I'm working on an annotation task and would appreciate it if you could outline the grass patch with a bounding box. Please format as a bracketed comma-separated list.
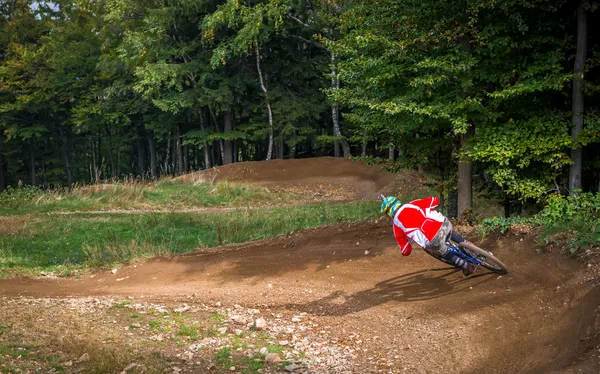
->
[215, 347, 233, 369]
[232, 336, 249, 349]
[112, 302, 132, 309]
[267, 344, 286, 354]
[176, 324, 200, 340]
[148, 320, 164, 332]
[209, 312, 225, 324]
[0, 201, 377, 276]
[0, 343, 32, 360]
[241, 355, 265, 374]
[0, 180, 304, 215]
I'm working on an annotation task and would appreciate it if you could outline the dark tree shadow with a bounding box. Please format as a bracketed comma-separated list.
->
[278, 267, 493, 316]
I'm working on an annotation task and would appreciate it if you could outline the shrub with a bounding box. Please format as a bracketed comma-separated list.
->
[479, 192, 600, 256]
[0, 186, 46, 209]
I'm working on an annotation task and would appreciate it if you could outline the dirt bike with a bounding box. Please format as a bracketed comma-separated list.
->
[426, 240, 508, 275]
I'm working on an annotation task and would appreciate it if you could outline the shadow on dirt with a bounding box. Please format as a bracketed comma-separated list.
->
[279, 268, 494, 316]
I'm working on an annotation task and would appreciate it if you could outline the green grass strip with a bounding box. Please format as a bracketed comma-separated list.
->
[0, 180, 301, 215]
[0, 201, 377, 276]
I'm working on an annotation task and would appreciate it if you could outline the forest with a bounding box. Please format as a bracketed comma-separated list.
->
[1, 0, 599, 217]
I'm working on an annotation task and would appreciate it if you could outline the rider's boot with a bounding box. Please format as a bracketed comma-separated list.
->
[462, 263, 477, 276]
[442, 252, 477, 276]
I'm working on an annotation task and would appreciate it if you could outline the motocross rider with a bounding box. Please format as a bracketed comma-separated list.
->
[380, 194, 477, 276]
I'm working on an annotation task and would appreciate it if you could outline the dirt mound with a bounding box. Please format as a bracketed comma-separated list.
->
[181, 158, 410, 200]
[2, 220, 598, 373]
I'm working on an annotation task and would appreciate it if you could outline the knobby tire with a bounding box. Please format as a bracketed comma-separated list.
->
[460, 242, 508, 275]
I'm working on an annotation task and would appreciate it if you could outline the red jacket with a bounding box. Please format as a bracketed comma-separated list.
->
[392, 197, 445, 256]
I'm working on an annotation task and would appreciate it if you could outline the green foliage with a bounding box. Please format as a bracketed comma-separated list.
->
[540, 192, 600, 225]
[479, 192, 600, 256]
[330, 0, 599, 202]
[538, 193, 600, 256]
[468, 114, 573, 200]
[479, 216, 538, 235]
[0, 186, 46, 209]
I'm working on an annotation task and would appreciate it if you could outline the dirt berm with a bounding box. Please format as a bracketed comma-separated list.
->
[1, 158, 599, 373]
[181, 157, 425, 200]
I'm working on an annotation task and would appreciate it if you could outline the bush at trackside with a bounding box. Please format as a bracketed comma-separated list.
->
[479, 192, 600, 256]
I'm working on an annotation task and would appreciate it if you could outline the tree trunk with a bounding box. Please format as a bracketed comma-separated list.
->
[183, 144, 189, 172]
[330, 44, 350, 158]
[30, 138, 36, 186]
[447, 190, 458, 219]
[219, 140, 225, 165]
[41, 157, 47, 186]
[59, 126, 74, 186]
[361, 131, 367, 157]
[569, 3, 587, 195]
[290, 144, 297, 159]
[223, 110, 234, 164]
[241, 145, 248, 162]
[64, 140, 74, 186]
[136, 125, 146, 177]
[117, 147, 121, 178]
[202, 145, 210, 169]
[458, 129, 473, 217]
[255, 43, 274, 161]
[457, 36, 474, 216]
[165, 128, 171, 174]
[148, 132, 157, 179]
[0, 154, 5, 193]
[91, 135, 97, 183]
[175, 126, 183, 175]
[212, 141, 218, 166]
[278, 135, 284, 159]
[503, 191, 511, 218]
[415, 133, 424, 173]
[97, 131, 102, 182]
[208, 107, 224, 165]
[289, 129, 297, 159]
[199, 108, 211, 169]
[105, 125, 116, 179]
[436, 149, 445, 215]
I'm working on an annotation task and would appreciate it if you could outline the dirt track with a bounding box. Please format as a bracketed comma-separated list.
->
[1, 158, 599, 373]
